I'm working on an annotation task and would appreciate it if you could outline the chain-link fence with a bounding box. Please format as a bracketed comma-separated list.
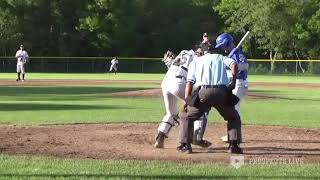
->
[0, 57, 166, 73]
[248, 59, 320, 75]
[1, 56, 320, 75]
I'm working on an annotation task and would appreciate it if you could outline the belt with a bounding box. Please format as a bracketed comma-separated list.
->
[236, 77, 247, 80]
[173, 64, 188, 72]
[176, 75, 184, 79]
[201, 85, 226, 88]
[181, 66, 188, 72]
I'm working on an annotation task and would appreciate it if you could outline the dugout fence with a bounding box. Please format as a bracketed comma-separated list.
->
[0, 56, 320, 75]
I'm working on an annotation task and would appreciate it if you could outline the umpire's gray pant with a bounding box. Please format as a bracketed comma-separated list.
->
[179, 86, 241, 144]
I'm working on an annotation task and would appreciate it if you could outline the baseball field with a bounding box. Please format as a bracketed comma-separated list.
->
[0, 73, 319, 179]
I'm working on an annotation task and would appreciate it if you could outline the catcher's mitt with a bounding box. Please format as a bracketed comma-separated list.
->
[162, 50, 175, 68]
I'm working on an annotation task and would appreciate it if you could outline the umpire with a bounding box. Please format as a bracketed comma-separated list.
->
[177, 51, 243, 154]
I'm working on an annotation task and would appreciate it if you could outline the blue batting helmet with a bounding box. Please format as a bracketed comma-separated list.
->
[215, 33, 234, 48]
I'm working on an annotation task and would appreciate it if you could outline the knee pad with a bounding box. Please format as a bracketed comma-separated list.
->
[158, 114, 179, 136]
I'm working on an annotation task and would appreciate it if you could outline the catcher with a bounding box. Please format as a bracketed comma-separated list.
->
[154, 48, 211, 149]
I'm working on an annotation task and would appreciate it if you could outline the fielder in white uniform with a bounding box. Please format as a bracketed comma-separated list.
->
[154, 49, 211, 148]
[109, 57, 119, 74]
[15, 45, 29, 81]
[215, 33, 249, 143]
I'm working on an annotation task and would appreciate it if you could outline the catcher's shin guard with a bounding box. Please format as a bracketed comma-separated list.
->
[154, 131, 166, 148]
[155, 114, 179, 148]
[193, 113, 211, 148]
[158, 114, 179, 136]
[193, 113, 208, 142]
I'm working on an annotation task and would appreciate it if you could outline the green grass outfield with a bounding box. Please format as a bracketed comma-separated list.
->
[0, 73, 320, 179]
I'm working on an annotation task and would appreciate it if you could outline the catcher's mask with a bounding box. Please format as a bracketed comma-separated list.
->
[173, 50, 195, 68]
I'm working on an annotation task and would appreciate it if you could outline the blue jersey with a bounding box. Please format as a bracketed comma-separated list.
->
[228, 48, 248, 80]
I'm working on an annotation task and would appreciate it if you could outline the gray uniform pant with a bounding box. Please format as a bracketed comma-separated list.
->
[179, 86, 241, 144]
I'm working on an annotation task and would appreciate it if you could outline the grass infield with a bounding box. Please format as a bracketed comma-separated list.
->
[0, 155, 319, 179]
[0, 84, 319, 128]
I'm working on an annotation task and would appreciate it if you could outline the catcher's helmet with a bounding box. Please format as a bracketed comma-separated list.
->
[215, 33, 234, 48]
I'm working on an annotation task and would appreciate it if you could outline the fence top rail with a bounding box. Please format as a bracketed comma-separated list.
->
[0, 56, 162, 60]
[0, 56, 319, 62]
[248, 59, 320, 62]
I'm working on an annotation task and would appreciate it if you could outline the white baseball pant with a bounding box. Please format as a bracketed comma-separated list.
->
[233, 79, 248, 114]
[109, 64, 117, 72]
[16, 64, 25, 74]
[158, 77, 207, 138]
[231, 78, 248, 142]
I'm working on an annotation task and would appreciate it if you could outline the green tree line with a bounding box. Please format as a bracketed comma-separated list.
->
[0, 0, 219, 57]
[0, 0, 319, 73]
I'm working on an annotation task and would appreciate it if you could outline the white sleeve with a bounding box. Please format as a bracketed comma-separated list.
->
[222, 55, 235, 69]
[238, 62, 249, 71]
[24, 51, 29, 58]
[15, 51, 20, 58]
[187, 60, 196, 83]
[237, 54, 248, 71]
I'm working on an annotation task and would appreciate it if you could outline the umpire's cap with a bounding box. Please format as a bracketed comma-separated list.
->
[203, 32, 208, 37]
[200, 41, 213, 53]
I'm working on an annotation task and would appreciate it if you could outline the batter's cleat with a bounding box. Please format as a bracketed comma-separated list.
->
[154, 132, 165, 148]
[176, 143, 192, 154]
[228, 141, 243, 154]
[193, 139, 212, 148]
[221, 135, 229, 143]
[22, 79, 25, 82]
[221, 135, 242, 143]
[16, 78, 20, 81]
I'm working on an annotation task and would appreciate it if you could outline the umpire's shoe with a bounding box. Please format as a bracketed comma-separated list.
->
[176, 143, 192, 154]
[228, 141, 243, 154]
[154, 132, 165, 148]
[193, 139, 212, 148]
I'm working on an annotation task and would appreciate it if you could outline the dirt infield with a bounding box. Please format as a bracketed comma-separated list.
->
[0, 123, 319, 164]
[2, 79, 320, 89]
[109, 89, 282, 100]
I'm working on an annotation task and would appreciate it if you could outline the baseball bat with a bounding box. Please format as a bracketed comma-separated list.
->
[236, 31, 250, 49]
[228, 31, 250, 58]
